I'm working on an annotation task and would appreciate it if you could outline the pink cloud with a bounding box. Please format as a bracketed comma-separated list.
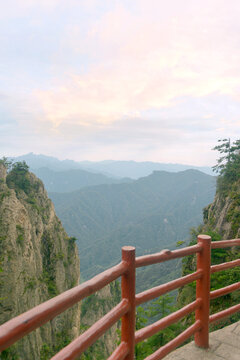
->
[34, 0, 240, 128]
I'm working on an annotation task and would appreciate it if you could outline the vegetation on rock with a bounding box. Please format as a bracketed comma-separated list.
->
[178, 138, 240, 334]
[213, 138, 240, 196]
[0, 159, 80, 359]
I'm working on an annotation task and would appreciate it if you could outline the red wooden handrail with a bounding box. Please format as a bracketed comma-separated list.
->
[210, 281, 240, 299]
[51, 299, 130, 360]
[144, 320, 202, 360]
[108, 342, 129, 360]
[211, 258, 240, 273]
[211, 239, 240, 249]
[0, 236, 240, 359]
[135, 299, 202, 344]
[209, 303, 240, 324]
[0, 261, 127, 351]
[135, 244, 202, 268]
[135, 270, 203, 306]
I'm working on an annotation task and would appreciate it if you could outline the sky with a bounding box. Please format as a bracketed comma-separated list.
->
[1, 0, 240, 166]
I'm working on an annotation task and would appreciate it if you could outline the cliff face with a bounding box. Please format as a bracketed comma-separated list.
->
[203, 179, 240, 238]
[178, 167, 240, 330]
[0, 163, 80, 359]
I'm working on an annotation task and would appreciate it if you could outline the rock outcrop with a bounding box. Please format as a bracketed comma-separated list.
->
[203, 178, 240, 238]
[178, 157, 240, 331]
[0, 163, 80, 359]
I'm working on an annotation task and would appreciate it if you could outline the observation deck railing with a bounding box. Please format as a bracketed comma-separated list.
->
[1, 235, 240, 359]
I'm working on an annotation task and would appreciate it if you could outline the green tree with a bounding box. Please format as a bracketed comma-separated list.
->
[135, 295, 183, 359]
[212, 138, 240, 173]
[0, 157, 13, 170]
[6, 161, 31, 194]
[212, 138, 240, 194]
[178, 229, 240, 331]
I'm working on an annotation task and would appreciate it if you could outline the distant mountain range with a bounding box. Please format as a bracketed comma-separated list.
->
[33, 167, 132, 193]
[76, 160, 214, 178]
[49, 169, 216, 289]
[13, 153, 214, 180]
[12, 153, 216, 291]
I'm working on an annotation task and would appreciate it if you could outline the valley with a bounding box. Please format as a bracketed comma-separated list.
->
[48, 168, 216, 290]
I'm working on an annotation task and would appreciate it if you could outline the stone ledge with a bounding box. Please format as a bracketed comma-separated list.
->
[164, 320, 240, 360]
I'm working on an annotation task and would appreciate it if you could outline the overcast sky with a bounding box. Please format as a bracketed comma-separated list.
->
[1, 0, 240, 165]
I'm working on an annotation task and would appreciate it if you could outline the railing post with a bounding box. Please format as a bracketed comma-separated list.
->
[195, 234, 211, 348]
[121, 246, 136, 360]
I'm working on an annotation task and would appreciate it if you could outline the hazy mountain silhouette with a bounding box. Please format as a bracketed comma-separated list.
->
[49, 169, 216, 288]
[14, 153, 213, 179]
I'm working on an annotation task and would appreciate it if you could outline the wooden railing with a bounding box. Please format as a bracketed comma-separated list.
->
[1, 235, 240, 359]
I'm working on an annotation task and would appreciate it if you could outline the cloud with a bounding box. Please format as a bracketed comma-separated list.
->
[1, 0, 240, 164]
[33, 0, 240, 130]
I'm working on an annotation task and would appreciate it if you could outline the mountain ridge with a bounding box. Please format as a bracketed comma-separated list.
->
[49, 169, 216, 286]
[13, 153, 214, 179]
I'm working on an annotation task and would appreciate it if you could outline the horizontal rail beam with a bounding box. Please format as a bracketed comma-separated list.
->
[135, 299, 202, 344]
[210, 282, 240, 300]
[51, 299, 130, 360]
[209, 303, 240, 324]
[211, 259, 240, 274]
[0, 261, 127, 352]
[107, 342, 129, 360]
[135, 270, 203, 306]
[211, 239, 240, 249]
[135, 244, 202, 268]
[144, 320, 202, 360]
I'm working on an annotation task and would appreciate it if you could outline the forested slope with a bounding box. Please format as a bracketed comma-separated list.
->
[50, 169, 215, 289]
[33, 167, 131, 193]
[178, 139, 240, 330]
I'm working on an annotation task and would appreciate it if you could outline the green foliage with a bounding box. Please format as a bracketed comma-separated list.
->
[68, 236, 77, 250]
[16, 224, 25, 248]
[0, 345, 20, 359]
[81, 336, 109, 360]
[0, 235, 7, 247]
[178, 228, 240, 331]
[176, 240, 185, 247]
[135, 294, 184, 359]
[6, 161, 31, 195]
[24, 277, 37, 292]
[81, 294, 98, 317]
[40, 231, 59, 297]
[226, 192, 240, 237]
[26, 196, 37, 205]
[40, 343, 53, 360]
[80, 281, 121, 359]
[0, 157, 13, 170]
[55, 252, 64, 260]
[40, 330, 71, 360]
[0, 190, 11, 202]
[212, 138, 240, 195]
[51, 169, 215, 290]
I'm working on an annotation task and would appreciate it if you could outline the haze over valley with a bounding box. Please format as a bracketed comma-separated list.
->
[12, 153, 216, 291]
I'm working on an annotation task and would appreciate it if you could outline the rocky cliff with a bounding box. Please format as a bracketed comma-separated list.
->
[203, 181, 240, 239]
[203, 139, 240, 239]
[0, 162, 80, 359]
[178, 145, 240, 330]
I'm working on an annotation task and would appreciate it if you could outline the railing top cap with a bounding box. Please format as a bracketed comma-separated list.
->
[122, 246, 135, 251]
[198, 234, 211, 240]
